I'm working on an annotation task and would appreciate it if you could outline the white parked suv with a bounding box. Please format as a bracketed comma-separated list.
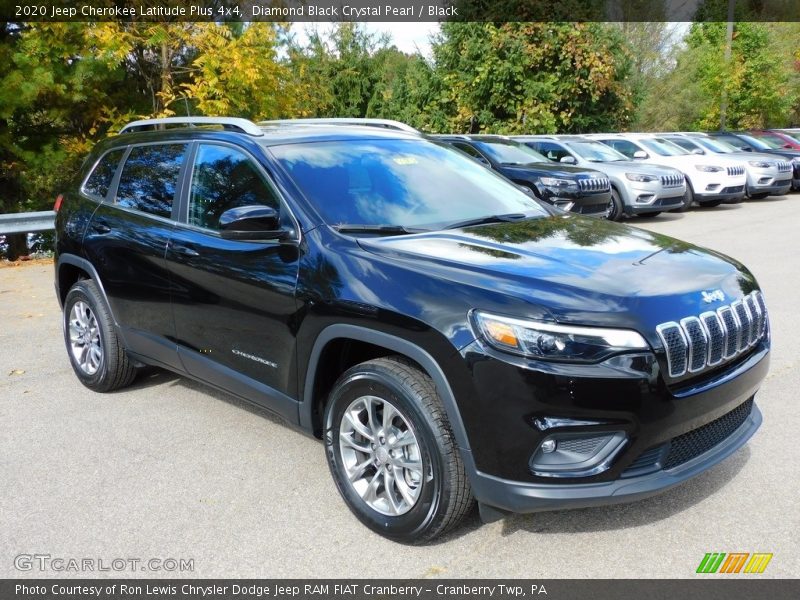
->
[661, 133, 793, 199]
[589, 133, 747, 208]
[515, 135, 687, 220]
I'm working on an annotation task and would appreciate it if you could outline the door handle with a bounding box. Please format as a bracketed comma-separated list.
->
[172, 245, 200, 257]
[91, 222, 111, 234]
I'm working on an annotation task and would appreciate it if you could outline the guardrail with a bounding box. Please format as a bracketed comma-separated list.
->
[0, 211, 56, 235]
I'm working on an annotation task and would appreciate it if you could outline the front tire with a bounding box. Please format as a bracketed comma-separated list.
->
[63, 279, 137, 392]
[671, 181, 693, 212]
[324, 356, 474, 543]
[606, 189, 624, 221]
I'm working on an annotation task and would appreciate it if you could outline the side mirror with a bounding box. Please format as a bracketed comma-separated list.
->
[692, 148, 704, 155]
[741, 146, 753, 152]
[559, 155, 577, 164]
[784, 143, 793, 149]
[219, 205, 287, 241]
[473, 156, 491, 167]
[633, 150, 648, 159]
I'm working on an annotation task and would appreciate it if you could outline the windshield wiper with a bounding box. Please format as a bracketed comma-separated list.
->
[443, 213, 529, 230]
[334, 224, 427, 236]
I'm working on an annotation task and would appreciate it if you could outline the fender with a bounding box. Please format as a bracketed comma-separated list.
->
[56, 254, 115, 321]
[301, 324, 472, 453]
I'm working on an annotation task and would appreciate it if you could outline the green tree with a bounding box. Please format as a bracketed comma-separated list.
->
[429, 23, 635, 134]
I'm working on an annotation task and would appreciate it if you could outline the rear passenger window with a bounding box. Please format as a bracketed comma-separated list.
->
[188, 144, 280, 230]
[116, 144, 187, 219]
[83, 149, 125, 200]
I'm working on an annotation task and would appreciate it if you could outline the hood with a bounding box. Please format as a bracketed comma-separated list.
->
[728, 151, 787, 163]
[357, 216, 757, 338]
[585, 160, 681, 178]
[499, 163, 606, 180]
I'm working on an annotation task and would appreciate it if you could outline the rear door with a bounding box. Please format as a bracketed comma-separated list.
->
[164, 142, 301, 421]
[83, 142, 189, 369]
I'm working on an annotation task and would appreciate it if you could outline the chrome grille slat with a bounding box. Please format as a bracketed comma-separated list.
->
[657, 291, 767, 378]
[660, 174, 684, 188]
[726, 165, 745, 177]
[578, 177, 610, 193]
[777, 161, 791, 173]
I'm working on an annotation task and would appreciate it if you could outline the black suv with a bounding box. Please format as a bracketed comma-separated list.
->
[55, 117, 769, 543]
[433, 135, 612, 216]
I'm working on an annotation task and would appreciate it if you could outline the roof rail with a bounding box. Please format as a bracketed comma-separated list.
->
[258, 118, 421, 134]
[119, 117, 264, 136]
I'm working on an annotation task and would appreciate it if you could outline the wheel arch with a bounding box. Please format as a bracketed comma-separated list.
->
[57, 254, 117, 326]
[301, 324, 472, 454]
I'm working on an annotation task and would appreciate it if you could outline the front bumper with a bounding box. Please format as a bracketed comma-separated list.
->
[748, 178, 792, 196]
[468, 403, 760, 513]
[695, 186, 746, 202]
[456, 337, 768, 513]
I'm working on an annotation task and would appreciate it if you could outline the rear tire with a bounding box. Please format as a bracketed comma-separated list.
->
[606, 189, 624, 221]
[324, 356, 474, 543]
[63, 280, 137, 392]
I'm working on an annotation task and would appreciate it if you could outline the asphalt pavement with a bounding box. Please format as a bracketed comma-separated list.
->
[1, 197, 798, 578]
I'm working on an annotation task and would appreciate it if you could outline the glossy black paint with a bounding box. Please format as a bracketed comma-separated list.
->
[435, 134, 612, 211]
[55, 124, 769, 513]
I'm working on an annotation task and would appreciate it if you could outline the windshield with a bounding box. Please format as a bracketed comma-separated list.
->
[639, 138, 690, 156]
[692, 136, 737, 154]
[567, 141, 628, 162]
[735, 134, 771, 150]
[474, 140, 548, 165]
[270, 139, 547, 230]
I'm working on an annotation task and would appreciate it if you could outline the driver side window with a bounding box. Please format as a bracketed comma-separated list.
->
[189, 144, 280, 230]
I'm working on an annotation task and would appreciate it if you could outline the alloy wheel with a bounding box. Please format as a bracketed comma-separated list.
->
[338, 395, 424, 516]
[68, 301, 103, 375]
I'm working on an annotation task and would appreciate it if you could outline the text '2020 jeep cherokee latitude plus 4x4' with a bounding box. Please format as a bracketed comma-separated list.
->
[55, 117, 769, 543]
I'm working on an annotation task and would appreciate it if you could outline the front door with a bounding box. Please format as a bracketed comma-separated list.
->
[165, 142, 301, 421]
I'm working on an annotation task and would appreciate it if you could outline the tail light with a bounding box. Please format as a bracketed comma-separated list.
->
[54, 194, 64, 212]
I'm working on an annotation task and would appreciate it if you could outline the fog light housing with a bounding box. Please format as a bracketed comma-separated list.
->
[530, 431, 627, 478]
[540, 439, 557, 453]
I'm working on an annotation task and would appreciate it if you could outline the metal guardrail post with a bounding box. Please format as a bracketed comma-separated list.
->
[0, 211, 56, 235]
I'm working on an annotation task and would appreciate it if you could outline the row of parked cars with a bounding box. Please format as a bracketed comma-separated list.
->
[429, 130, 800, 221]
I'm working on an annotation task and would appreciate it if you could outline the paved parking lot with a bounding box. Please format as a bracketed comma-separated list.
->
[1, 197, 798, 579]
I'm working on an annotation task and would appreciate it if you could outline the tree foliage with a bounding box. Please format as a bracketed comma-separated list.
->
[427, 23, 635, 134]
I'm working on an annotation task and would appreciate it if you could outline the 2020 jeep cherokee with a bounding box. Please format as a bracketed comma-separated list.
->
[55, 117, 769, 543]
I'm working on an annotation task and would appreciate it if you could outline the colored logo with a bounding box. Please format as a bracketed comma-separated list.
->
[696, 552, 773, 574]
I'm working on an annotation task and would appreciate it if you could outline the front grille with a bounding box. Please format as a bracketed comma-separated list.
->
[577, 177, 610, 193]
[663, 398, 754, 469]
[660, 173, 684, 188]
[621, 399, 754, 476]
[777, 161, 792, 173]
[656, 291, 768, 378]
[576, 202, 608, 216]
[726, 165, 745, 177]
[722, 185, 744, 194]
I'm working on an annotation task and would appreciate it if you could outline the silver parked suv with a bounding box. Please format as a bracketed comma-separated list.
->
[661, 133, 793, 199]
[515, 135, 687, 220]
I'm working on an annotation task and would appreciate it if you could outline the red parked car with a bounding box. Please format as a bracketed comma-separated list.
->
[748, 129, 800, 150]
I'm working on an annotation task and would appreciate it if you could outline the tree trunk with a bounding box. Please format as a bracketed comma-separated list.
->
[5, 233, 28, 261]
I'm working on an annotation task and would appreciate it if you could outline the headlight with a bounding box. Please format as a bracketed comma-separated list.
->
[540, 177, 578, 190]
[625, 173, 658, 182]
[695, 165, 724, 172]
[748, 160, 773, 168]
[472, 311, 649, 363]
